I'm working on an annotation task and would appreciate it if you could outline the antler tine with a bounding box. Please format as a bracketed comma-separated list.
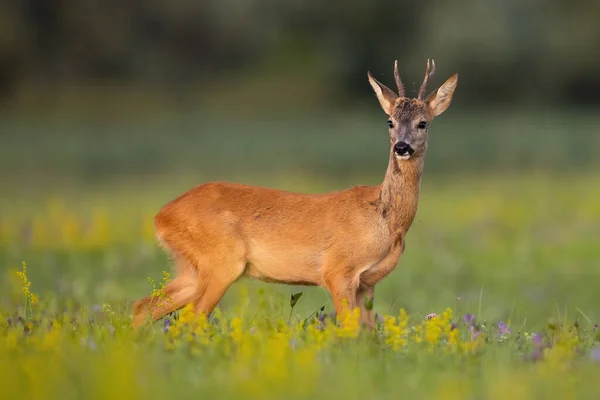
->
[418, 58, 436, 100]
[394, 60, 405, 98]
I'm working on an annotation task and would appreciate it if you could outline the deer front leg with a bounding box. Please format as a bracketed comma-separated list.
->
[324, 270, 359, 320]
[356, 285, 375, 329]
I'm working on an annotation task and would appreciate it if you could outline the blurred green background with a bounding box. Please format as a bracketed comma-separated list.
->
[1, 0, 599, 327]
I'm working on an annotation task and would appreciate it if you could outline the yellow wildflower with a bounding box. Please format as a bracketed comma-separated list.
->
[335, 300, 361, 339]
[306, 319, 333, 351]
[541, 326, 579, 371]
[383, 308, 410, 350]
[15, 261, 38, 313]
[230, 317, 245, 346]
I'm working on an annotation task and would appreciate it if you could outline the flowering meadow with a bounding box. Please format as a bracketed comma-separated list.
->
[2, 172, 600, 399]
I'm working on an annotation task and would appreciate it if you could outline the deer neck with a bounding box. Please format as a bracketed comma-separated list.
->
[377, 151, 424, 236]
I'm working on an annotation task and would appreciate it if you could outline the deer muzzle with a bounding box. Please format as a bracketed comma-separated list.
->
[394, 141, 414, 159]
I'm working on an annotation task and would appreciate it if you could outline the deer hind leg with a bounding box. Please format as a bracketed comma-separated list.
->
[132, 258, 197, 328]
[189, 244, 247, 318]
[136, 209, 248, 324]
[192, 263, 245, 317]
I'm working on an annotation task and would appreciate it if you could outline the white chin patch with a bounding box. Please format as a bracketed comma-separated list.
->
[395, 154, 411, 160]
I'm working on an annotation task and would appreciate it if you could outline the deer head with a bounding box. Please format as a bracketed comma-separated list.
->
[367, 59, 458, 161]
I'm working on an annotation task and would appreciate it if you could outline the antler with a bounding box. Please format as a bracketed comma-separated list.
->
[394, 60, 405, 98]
[418, 58, 436, 100]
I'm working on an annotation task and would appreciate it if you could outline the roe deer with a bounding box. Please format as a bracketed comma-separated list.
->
[132, 59, 458, 328]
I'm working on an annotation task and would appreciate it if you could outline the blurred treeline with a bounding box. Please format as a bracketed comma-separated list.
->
[1, 0, 600, 115]
[1, 0, 600, 187]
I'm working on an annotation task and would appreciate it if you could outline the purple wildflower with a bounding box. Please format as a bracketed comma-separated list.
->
[163, 317, 171, 333]
[530, 348, 543, 362]
[463, 313, 475, 325]
[316, 313, 328, 330]
[468, 324, 482, 340]
[92, 304, 101, 313]
[526, 333, 544, 361]
[498, 321, 511, 336]
[590, 347, 600, 362]
[81, 337, 97, 351]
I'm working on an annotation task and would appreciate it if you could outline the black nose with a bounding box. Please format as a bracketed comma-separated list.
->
[394, 141, 414, 156]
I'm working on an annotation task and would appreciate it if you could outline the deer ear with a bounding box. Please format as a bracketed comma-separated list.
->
[367, 72, 398, 116]
[426, 73, 458, 117]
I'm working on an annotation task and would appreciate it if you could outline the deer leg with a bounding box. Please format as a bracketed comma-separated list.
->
[181, 236, 247, 318]
[192, 267, 243, 318]
[324, 270, 360, 320]
[132, 258, 197, 328]
[356, 285, 376, 329]
[132, 274, 196, 327]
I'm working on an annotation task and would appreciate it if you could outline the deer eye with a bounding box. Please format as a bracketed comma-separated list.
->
[388, 120, 394, 128]
[418, 121, 427, 129]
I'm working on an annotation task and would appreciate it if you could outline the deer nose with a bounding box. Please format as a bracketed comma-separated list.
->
[394, 141, 414, 156]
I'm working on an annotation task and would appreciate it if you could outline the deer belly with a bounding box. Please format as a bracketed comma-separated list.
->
[244, 242, 323, 286]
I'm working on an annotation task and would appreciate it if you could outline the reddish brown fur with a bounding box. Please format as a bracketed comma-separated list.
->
[132, 59, 458, 329]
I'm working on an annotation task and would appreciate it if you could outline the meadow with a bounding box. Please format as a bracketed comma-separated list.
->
[1, 108, 600, 399]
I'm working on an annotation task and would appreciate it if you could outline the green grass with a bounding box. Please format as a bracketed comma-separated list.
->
[2, 107, 600, 188]
[2, 169, 600, 399]
[2, 108, 600, 399]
